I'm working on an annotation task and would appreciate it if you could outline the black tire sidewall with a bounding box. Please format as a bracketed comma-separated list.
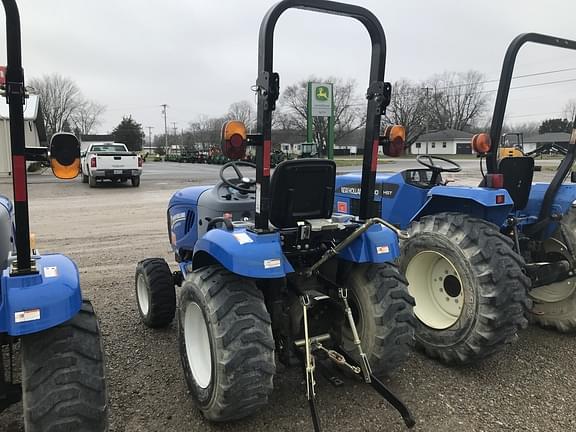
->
[135, 266, 153, 323]
[178, 279, 216, 408]
[341, 269, 380, 357]
[401, 232, 479, 349]
[135, 259, 175, 327]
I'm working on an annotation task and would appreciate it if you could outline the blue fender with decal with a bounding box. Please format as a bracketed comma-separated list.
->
[0, 253, 82, 336]
[413, 185, 514, 226]
[338, 224, 399, 263]
[193, 228, 294, 278]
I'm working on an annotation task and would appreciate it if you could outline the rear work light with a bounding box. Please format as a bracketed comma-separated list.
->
[90, 157, 97, 168]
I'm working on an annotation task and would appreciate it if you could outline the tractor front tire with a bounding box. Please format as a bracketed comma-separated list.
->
[21, 300, 108, 432]
[135, 258, 176, 328]
[340, 262, 415, 376]
[178, 265, 275, 422]
[400, 212, 531, 365]
[530, 207, 576, 331]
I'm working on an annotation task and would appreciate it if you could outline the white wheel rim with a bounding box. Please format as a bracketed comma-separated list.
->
[136, 274, 150, 316]
[406, 251, 464, 329]
[184, 302, 212, 389]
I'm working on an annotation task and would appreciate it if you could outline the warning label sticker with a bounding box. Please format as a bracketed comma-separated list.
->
[15, 309, 41, 323]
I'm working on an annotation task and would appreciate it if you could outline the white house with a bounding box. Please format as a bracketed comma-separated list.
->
[410, 129, 474, 155]
[0, 94, 46, 174]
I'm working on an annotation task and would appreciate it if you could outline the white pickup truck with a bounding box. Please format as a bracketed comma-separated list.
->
[81, 142, 142, 187]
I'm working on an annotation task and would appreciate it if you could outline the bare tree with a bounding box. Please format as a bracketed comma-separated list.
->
[501, 121, 540, 137]
[187, 115, 226, 150]
[71, 100, 106, 135]
[564, 99, 576, 123]
[227, 100, 255, 130]
[427, 70, 490, 131]
[28, 74, 104, 138]
[28, 74, 82, 137]
[278, 77, 364, 154]
[384, 80, 427, 145]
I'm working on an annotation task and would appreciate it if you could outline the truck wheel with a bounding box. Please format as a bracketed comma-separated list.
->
[88, 174, 97, 188]
[82, 172, 89, 183]
[135, 258, 176, 328]
[178, 265, 275, 421]
[530, 207, 576, 331]
[339, 263, 415, 376]
[21, 300, 108, 432]
[131, 176, 140, 187]
[400, 212, 531, 365]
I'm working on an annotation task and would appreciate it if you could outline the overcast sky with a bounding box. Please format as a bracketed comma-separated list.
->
[2, 0, 576, 136]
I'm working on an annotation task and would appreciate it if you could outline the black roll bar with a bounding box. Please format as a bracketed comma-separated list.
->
[254, 0, 389, 230]
[2, 0, 33, 274]
[487, 33, 576, 173]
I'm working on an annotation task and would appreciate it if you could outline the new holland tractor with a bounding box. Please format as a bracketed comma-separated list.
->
[135, 1, 416, 430]
[336, 33, 576, 365]
[0, 1, 108, 430]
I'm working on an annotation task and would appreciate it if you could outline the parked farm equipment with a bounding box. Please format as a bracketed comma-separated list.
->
[336, 32, 576, 365]
[135, 1, 416, 430]
[0, 1, 108, 429]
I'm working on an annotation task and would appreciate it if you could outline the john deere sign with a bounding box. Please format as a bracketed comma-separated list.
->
[310, 82, 333, 117]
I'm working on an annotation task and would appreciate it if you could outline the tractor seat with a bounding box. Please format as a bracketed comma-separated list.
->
[269, 159, 336, 229]
[498, 156, 534, 210]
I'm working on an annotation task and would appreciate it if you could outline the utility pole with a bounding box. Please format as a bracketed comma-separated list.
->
[146, 126, 154, 149]
[422, 86, 432, 155]
[171, 122, 178, 152]
[161, 104, 168, 155]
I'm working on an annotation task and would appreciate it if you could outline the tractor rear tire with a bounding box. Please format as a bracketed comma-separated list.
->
[135, 258, 176, 328]
[530, 207, 576, 332]
[21, 300, 108, 432]
[340, 263, 415, 376]
[178, 265, 275, 422]
[400, 212, 531, 365]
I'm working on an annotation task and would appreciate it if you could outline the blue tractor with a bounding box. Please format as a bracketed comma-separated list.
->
[336, 33, 576, 365]
[135, 1, 416, 430]
[0, 1, 108, 430]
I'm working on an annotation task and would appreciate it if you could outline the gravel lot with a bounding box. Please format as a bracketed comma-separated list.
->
[1, 160, 575, 432]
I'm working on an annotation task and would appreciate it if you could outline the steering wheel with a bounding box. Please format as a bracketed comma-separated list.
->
[219, 161, 256, 193]
[416, 155, 462, 173]
[416, 155, 461, 186]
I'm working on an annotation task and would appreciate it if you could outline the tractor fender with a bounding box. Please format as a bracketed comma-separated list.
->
[193, 228, 294, 278]
[338, 224, 400, 263]
[0, 253, 82, 336]
[412, 186, 514, 227]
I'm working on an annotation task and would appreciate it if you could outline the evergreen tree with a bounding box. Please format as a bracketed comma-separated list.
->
[112, 116, 145, 151]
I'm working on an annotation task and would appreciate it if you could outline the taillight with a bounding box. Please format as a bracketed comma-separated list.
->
[138, 157, 143, 167]
[486, 173, 503, 188]
[496, 194, 505, 204]
[90, 157, 97, 168]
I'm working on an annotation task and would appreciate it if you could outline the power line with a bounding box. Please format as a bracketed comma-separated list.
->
[347, 75, 576, 108]
[428, 67, 576, 92]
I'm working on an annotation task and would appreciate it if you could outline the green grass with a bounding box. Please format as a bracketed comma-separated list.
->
[334, 158, 395, 167]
